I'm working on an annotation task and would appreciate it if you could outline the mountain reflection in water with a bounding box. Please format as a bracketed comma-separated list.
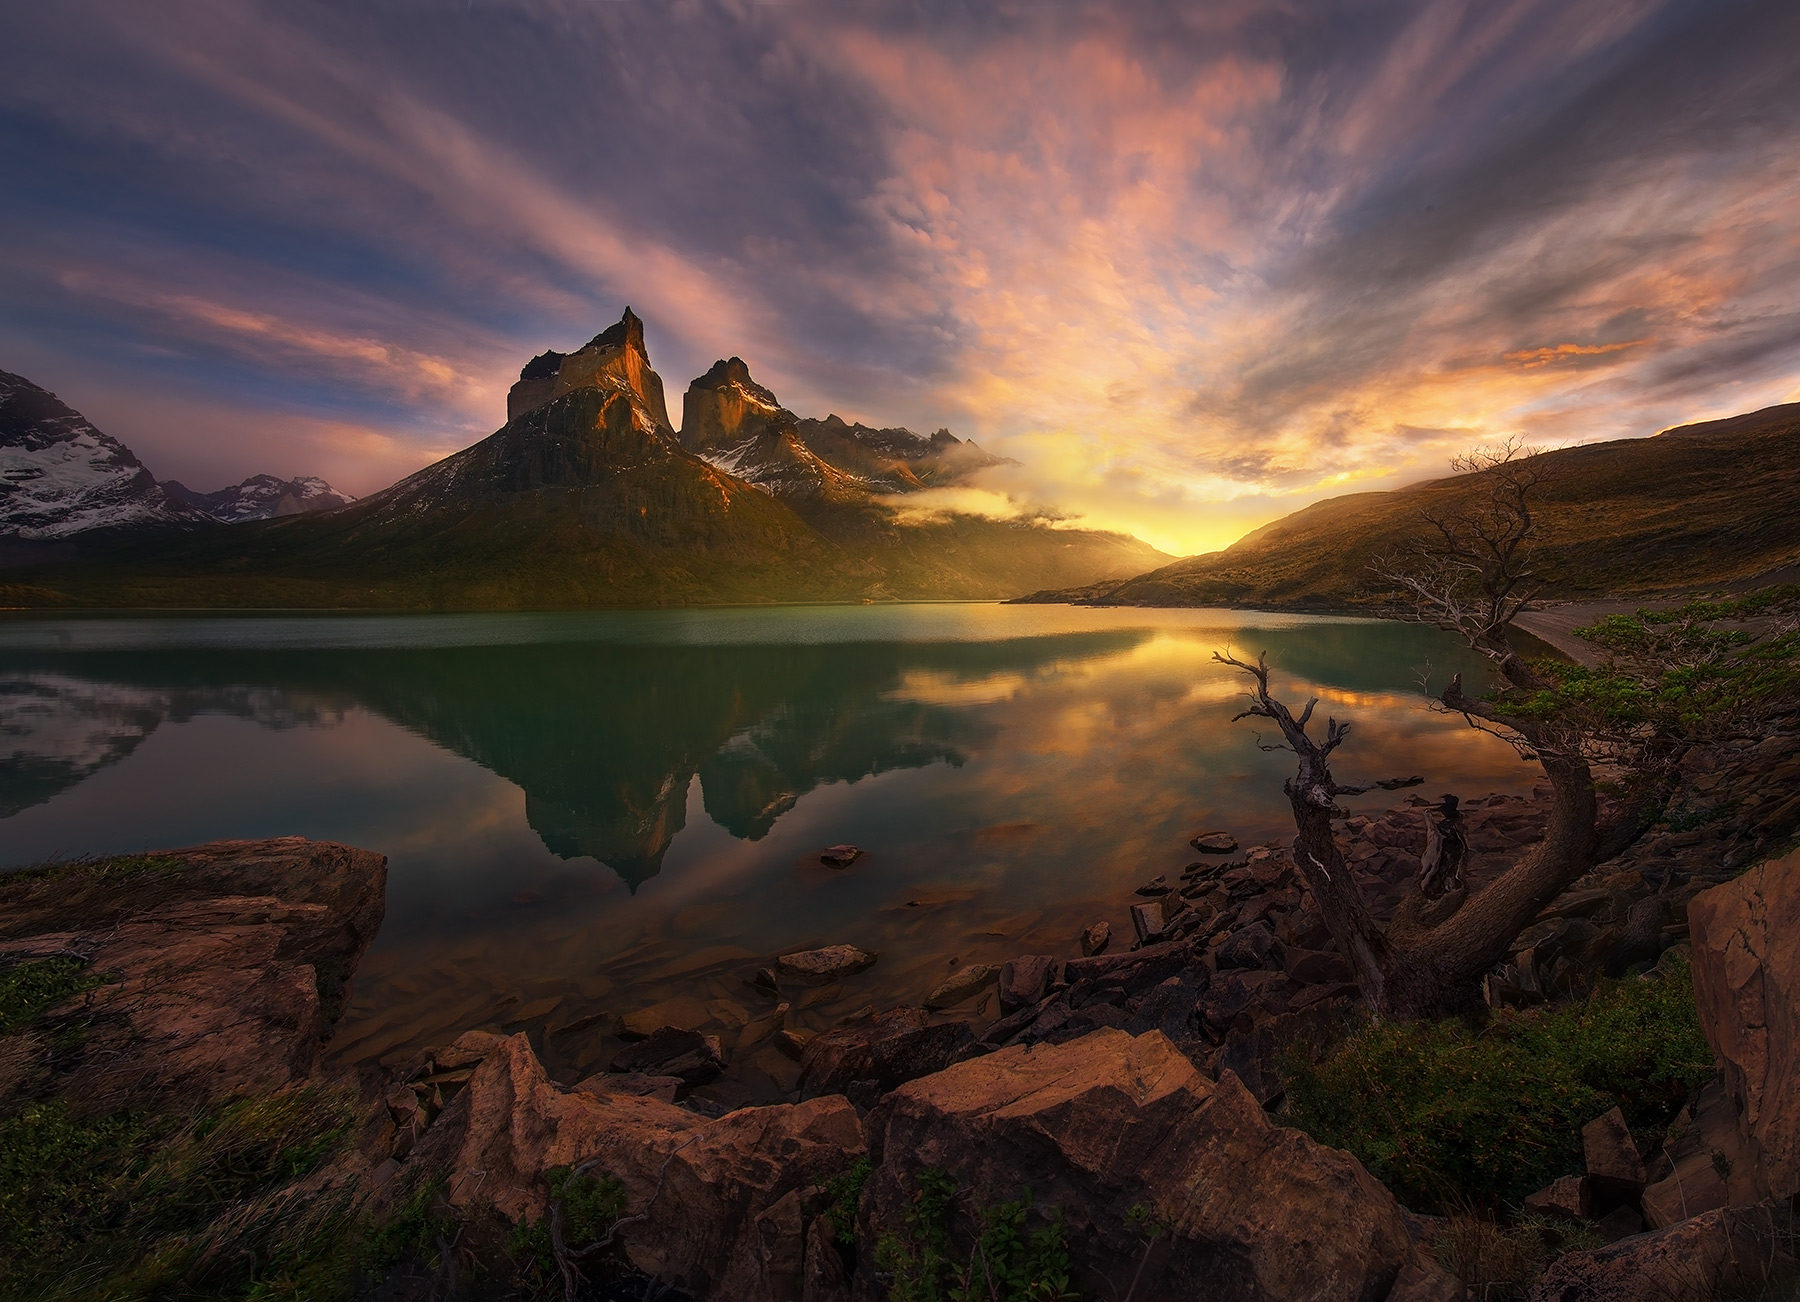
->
[2, 631, 1139, 888]
[0, 606, 1539, 1096]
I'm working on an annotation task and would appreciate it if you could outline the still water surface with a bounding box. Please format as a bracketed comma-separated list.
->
[0, 604, 1536, 1097]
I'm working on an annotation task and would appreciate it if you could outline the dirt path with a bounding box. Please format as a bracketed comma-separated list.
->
[1512, 602, 1656, 667]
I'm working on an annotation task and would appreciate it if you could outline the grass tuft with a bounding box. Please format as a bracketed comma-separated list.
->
[9, 854, 187, 886]
[0, 1086, 360, 1301]
[0, 955, 111, 1036]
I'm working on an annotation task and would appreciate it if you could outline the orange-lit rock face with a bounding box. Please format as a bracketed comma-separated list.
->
[505, 307, 672, 429]
[680, 357, 790, 455]
[1688, 847, 1800, 1201]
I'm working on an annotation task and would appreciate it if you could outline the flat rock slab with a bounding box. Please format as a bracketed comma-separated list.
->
[0, 837, 387, 1108]
[619, 994, 712, 1039]
[573, 1071, 684, 1105]
[776, 945, 877, 981]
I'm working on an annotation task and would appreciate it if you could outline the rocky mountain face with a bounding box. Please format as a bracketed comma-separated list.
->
[23, 307, 1166, 607]
[0, 369, 206, 538]
[678, 357, 865, 503]
[677, 354, 1011, 502]
[795, 414, 1010, 490]
[160, 474, 353, 523]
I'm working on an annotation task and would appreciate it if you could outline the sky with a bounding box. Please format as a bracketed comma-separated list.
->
[2, 0, 1797, 557]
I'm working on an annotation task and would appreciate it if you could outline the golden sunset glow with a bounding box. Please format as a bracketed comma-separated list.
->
[4, 3, 1797, 555]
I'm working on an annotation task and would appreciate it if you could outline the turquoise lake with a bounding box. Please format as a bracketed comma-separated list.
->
[0, 604, 1539, 1101]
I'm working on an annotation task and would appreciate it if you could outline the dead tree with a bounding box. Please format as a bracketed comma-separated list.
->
[1220, 444, 1799, 1019]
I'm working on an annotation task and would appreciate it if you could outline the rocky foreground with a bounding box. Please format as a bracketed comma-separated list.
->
[3, 735, 1797, 1300]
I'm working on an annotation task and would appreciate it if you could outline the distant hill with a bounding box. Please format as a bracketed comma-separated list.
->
[8, 309, 1166, 609]
[160, 474, 354, 523]
[1016, 402, 1800, 609]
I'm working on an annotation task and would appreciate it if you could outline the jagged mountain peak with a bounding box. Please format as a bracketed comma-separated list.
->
[506, 307, 672, 429]
[691, 357, 781, 408]
[586, 306, 647, 355]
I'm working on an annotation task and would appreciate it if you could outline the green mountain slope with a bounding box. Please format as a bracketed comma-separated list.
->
[6, 312, 1167, 609]
[1018, 402, 1800, 610]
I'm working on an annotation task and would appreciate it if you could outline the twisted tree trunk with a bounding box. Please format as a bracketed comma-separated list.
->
[1218, 652, 1619, 1020]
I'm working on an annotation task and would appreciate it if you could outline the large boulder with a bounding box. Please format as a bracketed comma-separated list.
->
[856, 1027, 1453, 1302]
[0, 838, 387, 1106]
[408, 1032, 865, 1301]
[1687, 847, 1800, 1199]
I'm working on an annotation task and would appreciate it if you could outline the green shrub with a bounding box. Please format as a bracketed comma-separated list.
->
[825, 1155, 873, 1245]
[873, 1167, 1077, 1302]
[1285, 959, 1713, 1211]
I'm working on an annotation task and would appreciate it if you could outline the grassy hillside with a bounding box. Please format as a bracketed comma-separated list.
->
[1020, 402, 1800, 609]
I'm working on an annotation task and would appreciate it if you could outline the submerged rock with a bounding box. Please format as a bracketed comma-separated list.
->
[1191, 831, 1239, 854]
[818, 845, 863, 868]
[610, 1027, 727, 1087]
[776, 945, 877, 981]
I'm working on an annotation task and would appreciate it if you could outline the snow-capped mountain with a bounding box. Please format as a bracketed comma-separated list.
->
[161, 474, 354, 523]
[0, 368, 350, 538]
[0, 370, 207, 538]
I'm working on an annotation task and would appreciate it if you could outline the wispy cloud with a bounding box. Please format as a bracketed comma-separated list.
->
[1, 0, 1796, 550]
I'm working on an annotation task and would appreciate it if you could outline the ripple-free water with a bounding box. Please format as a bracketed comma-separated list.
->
[0, 603, 1536, 1099]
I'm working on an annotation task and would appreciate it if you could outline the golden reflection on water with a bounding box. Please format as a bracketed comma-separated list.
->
[0, 610, 1540, 1103]
[324, 632, 1536, 1100]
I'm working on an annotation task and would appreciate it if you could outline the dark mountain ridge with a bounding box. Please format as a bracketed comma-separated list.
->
[8, 308, 1166, 608]
[1017, 401, 1800, 610]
